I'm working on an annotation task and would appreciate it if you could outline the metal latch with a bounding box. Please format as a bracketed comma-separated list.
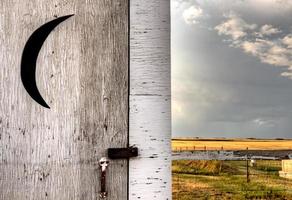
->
[107, 146, 138, 159]
[99, 157, 109, 199]
[98, 146, 138, 198]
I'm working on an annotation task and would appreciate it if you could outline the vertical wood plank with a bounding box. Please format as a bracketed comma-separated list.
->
[0, 1, 128, 199]
[129, 0, 171, 199]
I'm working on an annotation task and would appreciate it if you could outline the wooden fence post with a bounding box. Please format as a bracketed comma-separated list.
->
[246, 147, 250, 183]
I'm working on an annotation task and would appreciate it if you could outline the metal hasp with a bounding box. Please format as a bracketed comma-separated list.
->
[99, 157, 109, 199]
[107, 146, 138, 159]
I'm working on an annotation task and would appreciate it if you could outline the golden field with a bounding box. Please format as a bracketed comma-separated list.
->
[172, 138, 292, 151]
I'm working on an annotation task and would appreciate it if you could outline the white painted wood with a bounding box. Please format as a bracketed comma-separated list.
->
[129, 1, 171, 199]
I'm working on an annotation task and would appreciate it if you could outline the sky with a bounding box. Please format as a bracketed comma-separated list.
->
[172, 0, 292, 138]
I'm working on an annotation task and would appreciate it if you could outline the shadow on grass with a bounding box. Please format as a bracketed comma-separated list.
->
[172, 160, 292, 200]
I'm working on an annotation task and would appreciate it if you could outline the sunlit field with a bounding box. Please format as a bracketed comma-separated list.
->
[172, 139, 292, 199]
[172, 160, 292, 200]
[172, 138, 292, 151]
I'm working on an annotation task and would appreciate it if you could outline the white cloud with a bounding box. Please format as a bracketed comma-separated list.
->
[240, 39, 271, 56]
[215, 14, 292, 79]
[281, 71, 292, 78]
[252, 118, 275, 127]
[240, 39, 292, 67]
[282, 34, 292, 48]
[183, 5, 204, 25]
[215, 13, 257, 40]
[259, 24, 281, 36]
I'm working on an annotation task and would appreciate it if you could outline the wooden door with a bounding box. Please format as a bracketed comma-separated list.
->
[0, 1, 128, 199]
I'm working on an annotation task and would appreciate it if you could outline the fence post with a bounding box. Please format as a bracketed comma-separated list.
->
[246, 147, 250, 183]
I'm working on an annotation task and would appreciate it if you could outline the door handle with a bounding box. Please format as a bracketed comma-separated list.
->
[99, 157, 109, 199]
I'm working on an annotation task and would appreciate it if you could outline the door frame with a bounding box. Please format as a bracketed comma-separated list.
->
[129, 1, 171, 199]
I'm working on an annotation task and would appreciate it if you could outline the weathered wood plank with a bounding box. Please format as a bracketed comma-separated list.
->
[129, 0, 171, 199]
[0, 1, 128, 199]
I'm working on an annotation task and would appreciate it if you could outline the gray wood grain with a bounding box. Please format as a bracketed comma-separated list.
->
[0, 0, 128, 199]
[129, 0, 171, 199]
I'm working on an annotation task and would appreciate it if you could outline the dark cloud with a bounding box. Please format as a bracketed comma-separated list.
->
[172, 0, 292, 138]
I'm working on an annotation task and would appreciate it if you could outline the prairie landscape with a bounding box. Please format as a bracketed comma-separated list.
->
[172, 138, 292, 199]
[172, 160, 292, 200]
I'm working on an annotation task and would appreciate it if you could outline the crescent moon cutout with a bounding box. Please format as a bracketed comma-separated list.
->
[21, 14, 74, 109]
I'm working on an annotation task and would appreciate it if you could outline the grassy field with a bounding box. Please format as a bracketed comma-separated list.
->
[172, 160, 292, 200]
[172, 138, 292, 151]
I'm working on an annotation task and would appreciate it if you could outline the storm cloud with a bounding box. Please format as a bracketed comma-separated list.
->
[172, 0, 292, 138]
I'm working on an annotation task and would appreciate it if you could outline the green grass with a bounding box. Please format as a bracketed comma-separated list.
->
[172, 160, 240, 175]
[173, 160, 292, 200]
[253, 160, 282, 172]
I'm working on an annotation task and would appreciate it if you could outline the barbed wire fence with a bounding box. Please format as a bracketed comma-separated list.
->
[172, 147, 292, 200]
